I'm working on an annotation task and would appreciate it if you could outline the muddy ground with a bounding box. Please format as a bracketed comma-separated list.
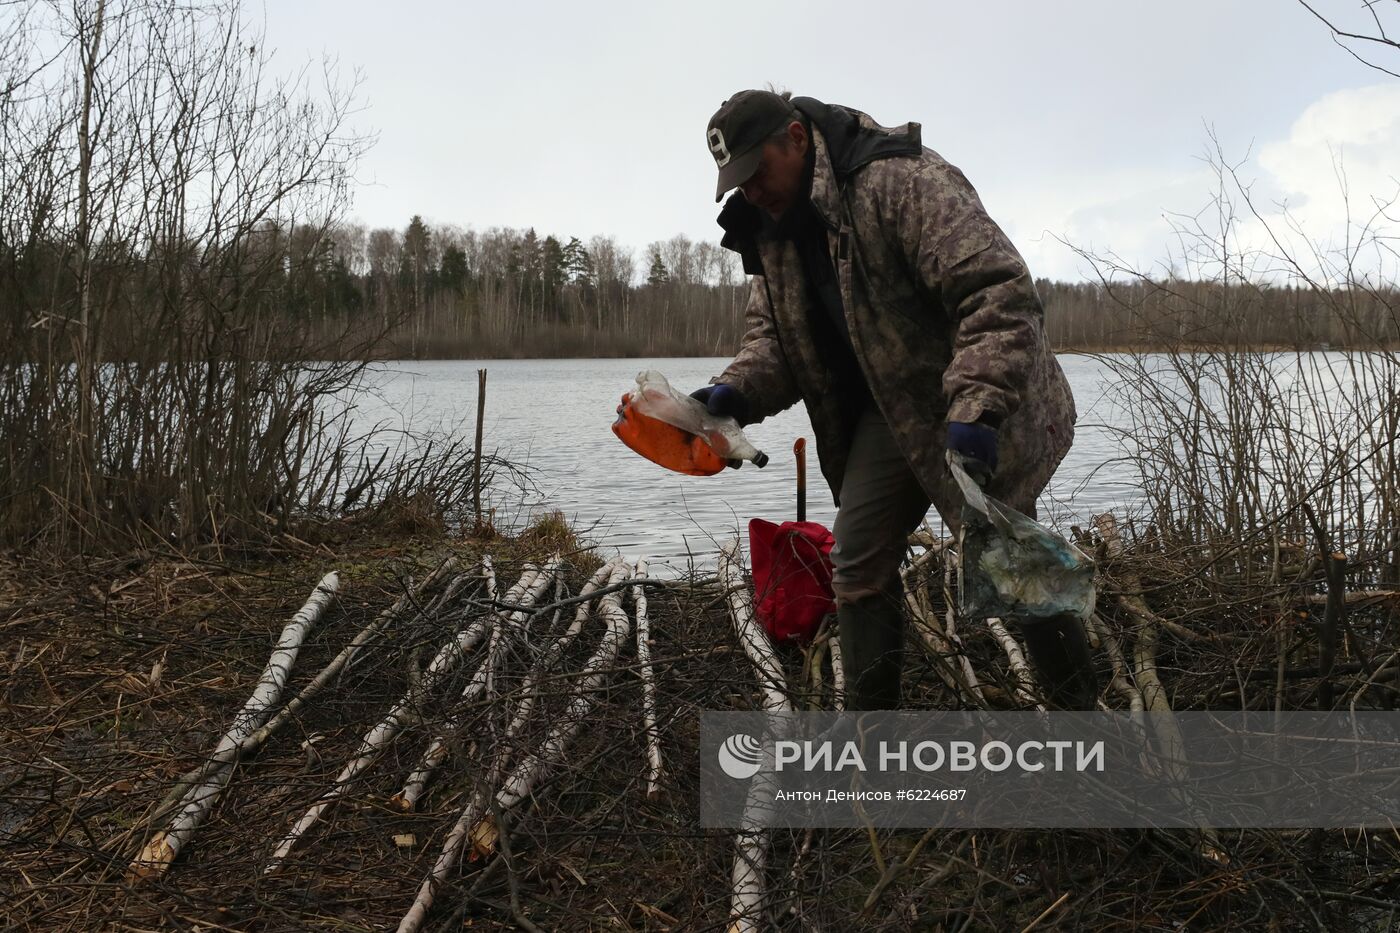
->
[3, 519, 1398, 931]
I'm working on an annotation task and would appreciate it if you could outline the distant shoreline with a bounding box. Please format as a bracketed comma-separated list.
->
[341, 342, 1391, 362]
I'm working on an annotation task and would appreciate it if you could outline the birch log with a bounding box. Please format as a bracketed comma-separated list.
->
[263, 559, 535, 873]
[939, 547, 986, 706]
[633, 559, 665, 799]
[150, 558, 461, 826]
[129, 572, 340, 880]
[719, 539, 790, 712]
[1088, 612, 1142, 712]
[719, 538, 791, 933]
[469, 564, 632, 856]
[396, 563, 633, 933]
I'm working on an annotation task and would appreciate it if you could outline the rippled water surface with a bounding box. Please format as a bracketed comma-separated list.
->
[349, 357, 1135, 572]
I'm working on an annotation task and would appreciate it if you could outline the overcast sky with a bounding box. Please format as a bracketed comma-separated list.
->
[263, 0, 1399, 282]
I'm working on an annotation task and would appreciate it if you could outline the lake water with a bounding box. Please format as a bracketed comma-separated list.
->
[348, 357, 1137, 573]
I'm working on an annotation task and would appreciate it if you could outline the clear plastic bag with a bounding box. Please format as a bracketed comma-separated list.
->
[628, 370, 769, 468]
[947, 451, 1096, 623]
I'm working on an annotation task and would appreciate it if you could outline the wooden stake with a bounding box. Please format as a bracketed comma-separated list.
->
[474, 368, 486, 532]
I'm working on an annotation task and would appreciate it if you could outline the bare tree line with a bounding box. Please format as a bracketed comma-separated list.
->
[307, 220, 750, 358]
[274, 214, 1398, 359]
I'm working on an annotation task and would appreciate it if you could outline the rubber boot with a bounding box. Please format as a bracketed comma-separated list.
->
[837, 593, 905, 711]
[1018, 612, 1100, 710]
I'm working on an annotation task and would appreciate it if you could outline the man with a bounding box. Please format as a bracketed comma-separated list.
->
[694, 89, 1095, 710]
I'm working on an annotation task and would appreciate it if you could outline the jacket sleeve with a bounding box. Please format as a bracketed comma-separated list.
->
[716, 274, 801, 423]
[894, 160, 1044, 426]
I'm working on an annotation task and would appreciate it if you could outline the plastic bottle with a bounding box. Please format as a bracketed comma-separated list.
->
[611, 370, 769, 476]
[612, 393, 729, 476]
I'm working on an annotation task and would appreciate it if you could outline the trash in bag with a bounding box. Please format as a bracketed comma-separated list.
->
[748, 518, 834, 645]
[947, 451, 1095, 624]
[611, 370, 769, 476]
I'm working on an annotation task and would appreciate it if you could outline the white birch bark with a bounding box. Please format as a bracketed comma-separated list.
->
[129, 572, 339, 880]
[987, 617, 1046, 711]
[633, 559, 664, 799]
[149, 558, 461, 826]
[263, 559, 536, 873]
[829, 634, 845, 711]
[391, 556, 578, 811]
[718, 538, 791, 933]
[396, 562, 633, 933]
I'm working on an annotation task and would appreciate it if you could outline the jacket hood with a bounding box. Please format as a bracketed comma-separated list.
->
[717, 97, 922, 272]
[790, 97, 922, 181]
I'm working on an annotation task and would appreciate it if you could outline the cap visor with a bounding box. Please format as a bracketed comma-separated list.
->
[714, 146, 764, 202]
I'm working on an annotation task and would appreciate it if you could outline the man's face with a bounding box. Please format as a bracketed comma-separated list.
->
[739, 121, 808, 219]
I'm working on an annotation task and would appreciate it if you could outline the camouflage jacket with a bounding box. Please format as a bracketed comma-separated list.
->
[714, 98, 1076, 511]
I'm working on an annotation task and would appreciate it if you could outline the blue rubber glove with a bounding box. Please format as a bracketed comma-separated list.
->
[946, 421, 998, 478]
[690, 384, 750, 425]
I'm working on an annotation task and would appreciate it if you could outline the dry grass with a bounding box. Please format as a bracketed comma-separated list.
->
[4, 509, 1400, 932]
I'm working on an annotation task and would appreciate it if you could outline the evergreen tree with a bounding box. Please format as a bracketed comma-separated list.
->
[562, 235, 597, 320]
[562, 236, 594, 286]
[646, 247, 669, 287]
[402, 215, 431, 312]
[439, 244, 468, 293]
[541, 234, 567, 318]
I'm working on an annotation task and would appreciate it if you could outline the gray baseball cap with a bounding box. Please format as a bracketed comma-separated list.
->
[706, 90, 795, 202]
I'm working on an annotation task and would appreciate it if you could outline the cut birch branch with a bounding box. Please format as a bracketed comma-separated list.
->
[470, 565, 632, 856]
[719, 537, 791, 933]
[829, 634, 845, 711]
[719, 538, 790, 713]
[263, 560, 519, 873]
[391, 556, 575, 811]
[149, 558, 460, 824]
[1087, 613, 1142, 712]
[394, 561, 617, 810]
[987, 617, 1045, 711]
[902, 549, 985, 706]
[939, 548, 987, 706]
[1094, 515, 1168, 712]
[1095, 513, 1225, 863]
[400, 560, 613, 806]
[129, 572, 339, 881]
[396, 562, 633, 933]
[633, 559, 664, 800]
[484, 553, 498, 602]
[806, 634, 828, 710]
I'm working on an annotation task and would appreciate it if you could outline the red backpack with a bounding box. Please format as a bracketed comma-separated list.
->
[747, 518, 836, 645]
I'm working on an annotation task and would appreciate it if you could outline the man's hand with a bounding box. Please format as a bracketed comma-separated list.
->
[946, 421, 998, 480]
[690, 384, 749, 425]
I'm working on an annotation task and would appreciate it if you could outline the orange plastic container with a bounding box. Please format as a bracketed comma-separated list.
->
[612, 392, 728, 476]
